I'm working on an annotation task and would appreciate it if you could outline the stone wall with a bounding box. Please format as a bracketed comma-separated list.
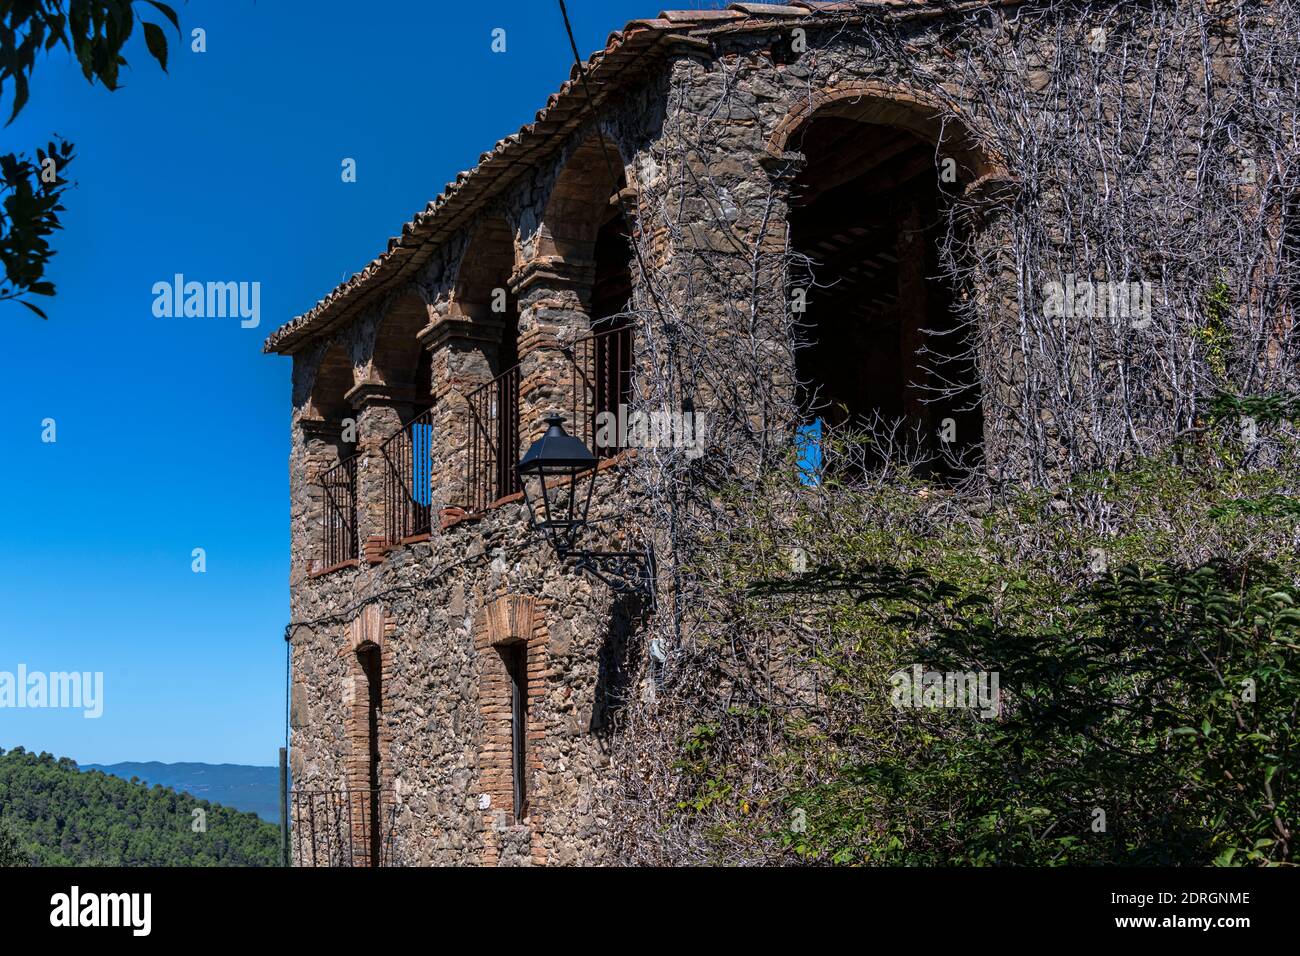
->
[288, 437, 641, 865]
[280, 2, 1238, 865]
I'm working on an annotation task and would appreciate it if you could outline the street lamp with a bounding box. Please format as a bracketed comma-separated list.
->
[516, 414, 598, 557]
[516, 414, 655, 599]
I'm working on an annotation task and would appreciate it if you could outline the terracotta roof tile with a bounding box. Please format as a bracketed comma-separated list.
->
[727, 3, 809, 15]
[623, 18, 675, 32]
[657, 9, 744, 23]
[264, 0, 1012, 354]
[792, 1, 864, 10]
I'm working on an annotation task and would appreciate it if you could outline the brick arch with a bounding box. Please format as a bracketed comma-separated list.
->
[371, 290, 430, 388]
[536, 133, 629, 265]
[449, 216, 521, 382]
[473, 593, 549, 866]
[767, 81, 1010, 188]
[780, 80, 998, 480]
[308, 342, 354, 421]
[341, 604, 392, 866]
[344, 604, 387, 654]
[481, 594, 537, 645]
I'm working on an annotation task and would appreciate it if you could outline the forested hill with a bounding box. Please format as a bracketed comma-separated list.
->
[0, 747, 279, 866]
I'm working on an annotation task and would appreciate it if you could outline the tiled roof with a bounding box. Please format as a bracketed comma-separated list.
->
[265, 0, 1016, 354]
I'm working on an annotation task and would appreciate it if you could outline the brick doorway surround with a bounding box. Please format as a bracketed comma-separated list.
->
[474, 593, 551, 866]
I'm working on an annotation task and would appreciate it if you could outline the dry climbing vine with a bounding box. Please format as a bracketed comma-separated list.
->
[596, 0, 1299, 864]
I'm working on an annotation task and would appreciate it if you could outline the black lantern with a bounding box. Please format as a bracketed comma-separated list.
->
[516, 413, 656, 599]
[516, 414, 598, 557]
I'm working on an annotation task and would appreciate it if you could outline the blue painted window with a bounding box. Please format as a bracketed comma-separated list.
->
[411, 422, 433, 506]
[795, 418, 823, 486]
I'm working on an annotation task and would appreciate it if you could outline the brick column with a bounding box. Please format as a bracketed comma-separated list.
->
[346, 381, 415, 557]
[511, 257, 593, 449]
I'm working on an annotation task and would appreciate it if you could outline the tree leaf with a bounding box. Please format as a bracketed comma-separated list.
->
[7, 71, 28, 125]
[18, 300, 48, 320]
[142, 22, 168, 74]
[143, 1, 181, 34]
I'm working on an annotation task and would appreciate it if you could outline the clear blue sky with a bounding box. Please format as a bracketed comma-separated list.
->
[0, 0, 659, 766]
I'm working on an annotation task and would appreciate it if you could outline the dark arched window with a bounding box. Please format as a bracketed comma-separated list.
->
[785, 98, 986, 481]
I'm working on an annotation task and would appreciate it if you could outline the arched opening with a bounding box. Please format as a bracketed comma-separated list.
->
[539, 136, 624, 267]
[308, 344, 355, 428]
[373, 292, 432, 415]
[541, 134, 635, 457]
[453, 216, 519, 370]
[355, 642, 383, 867]
[590, 201, 635, 454]
[784, 93, 988, 480]
[375, 294, 438, 543]
[455, 217, 521, 508]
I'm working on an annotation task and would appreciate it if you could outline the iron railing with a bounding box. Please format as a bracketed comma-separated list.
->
[380, 408, 434, 542]
[464, 364, 521, 512]
[291, 788, 396, 867]
[569, 323, 633, 458]
[458, 325, 633, 513]
[318, 454, 359, 567]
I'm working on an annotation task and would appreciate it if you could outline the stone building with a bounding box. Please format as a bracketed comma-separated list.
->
[266, 0, 1287, 864]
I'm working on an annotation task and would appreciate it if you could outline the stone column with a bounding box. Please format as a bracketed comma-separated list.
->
[511, 257, 594, 451]
[756, 151, 808, 425]
[346, 381, 416, 559]
[295, 417, 345, 580]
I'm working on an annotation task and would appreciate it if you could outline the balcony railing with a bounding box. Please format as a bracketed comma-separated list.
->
[569, 323, 634, 458]
[318, 454, 359, 567]
[291, 788, 396, 867]
[380, 408, 434, 542]
[455, 325, 633, 515]
[463, 364, 521, 513]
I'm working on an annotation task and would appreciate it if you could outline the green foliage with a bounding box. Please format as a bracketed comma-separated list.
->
[1209, 389, 1300, 427]
[0, 1, 178, 315]
[0, 747, 280, 866]
[761, 561, 1297, 865]
[674, 429, 1300, 865]
[0, 813, 28, 866]
[1200, 274, 1233, 382]
[0, 138, 74, 316]
[0, 0, 180, 122]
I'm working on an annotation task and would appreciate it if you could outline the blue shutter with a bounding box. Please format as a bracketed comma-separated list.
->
[795, 418, 822, 486]
[411, 423, 433, 506]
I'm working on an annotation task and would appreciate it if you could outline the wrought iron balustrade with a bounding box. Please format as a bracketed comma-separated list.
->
[463, 364, 521, 512]
[457, 325, 633, 514]
[290, 788, 396, 867]
[569, 323, 634, 458]
[318, 454, 359, 567]
[380, 408, 435, 542]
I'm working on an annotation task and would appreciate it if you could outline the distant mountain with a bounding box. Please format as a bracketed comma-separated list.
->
[82, 760, 281, 823]
[0, 748, 278, 866]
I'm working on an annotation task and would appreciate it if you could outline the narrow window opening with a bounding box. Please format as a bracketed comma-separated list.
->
[357, 643, 383, 866]
[503, 642, 528, 823]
